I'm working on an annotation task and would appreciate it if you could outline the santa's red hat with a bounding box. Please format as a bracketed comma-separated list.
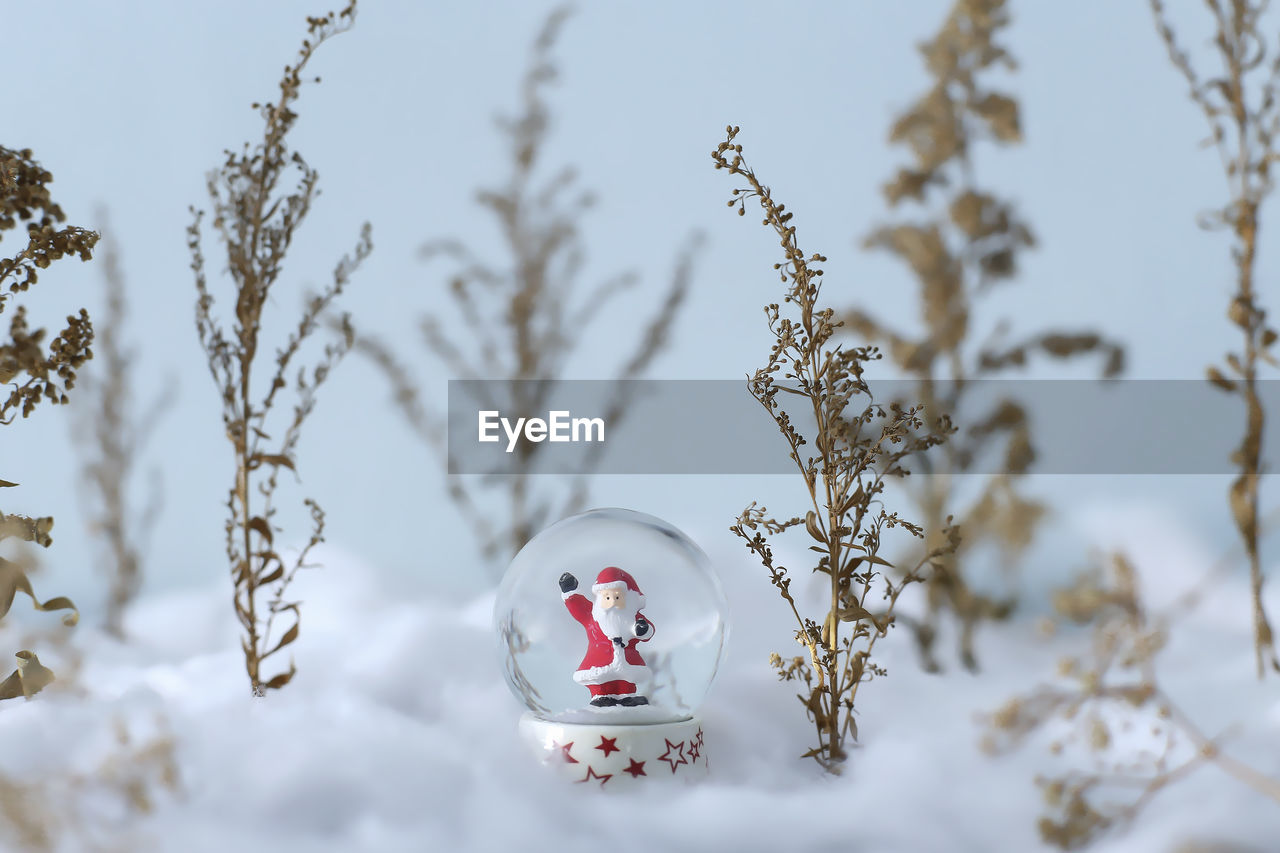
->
[592, 567, 644, 609]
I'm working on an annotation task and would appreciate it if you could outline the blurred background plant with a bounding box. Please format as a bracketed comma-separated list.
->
[1150, 0, 1280, 678]
[982, 543, 1280, 848]
[979, 3, 1280, 846]
[848, 0, 1123, 673]
[71, 209, 175, 640]
[349, 4, 699, 573]
[0, 714, 180, 852]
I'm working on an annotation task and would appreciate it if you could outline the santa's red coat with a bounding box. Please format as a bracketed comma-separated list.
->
[562, 592, 654, 686]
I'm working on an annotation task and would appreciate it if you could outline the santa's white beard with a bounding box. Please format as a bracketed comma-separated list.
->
[592, 603, 636, 644]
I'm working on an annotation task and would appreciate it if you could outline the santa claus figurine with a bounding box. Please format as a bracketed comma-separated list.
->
[559, 567, 655, 708]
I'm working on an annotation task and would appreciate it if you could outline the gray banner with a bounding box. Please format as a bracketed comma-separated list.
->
[446, 379, 1276, 475]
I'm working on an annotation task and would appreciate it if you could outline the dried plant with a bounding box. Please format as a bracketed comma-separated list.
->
[715, 126, 958, 771]
[1150, 0, 1280, 678]
[1, 548, 87, 698]
[850, 0, 1123, 673]
[0, 774, 51, 851]
[187, 1, 370, 695]
[983, 548, 1280, 848]
[72, 211, 174, 640]
[84, 717, 181, 824]
[0, 555, 77, 701]
[0, 146, 97, 425]
[981, 3, 1280, 844]
[0, 145, 94, 699]
[350, 5, 698, 568]
[0, 714, 180, 852]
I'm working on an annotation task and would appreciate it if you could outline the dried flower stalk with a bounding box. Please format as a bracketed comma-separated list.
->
[716, 126, 957, 771]
[188, 2, 370, 694]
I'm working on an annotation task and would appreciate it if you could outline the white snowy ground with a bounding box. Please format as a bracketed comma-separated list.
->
[2, 504, 1278, 853]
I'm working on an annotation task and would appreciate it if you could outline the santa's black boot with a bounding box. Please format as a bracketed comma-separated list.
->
[590, 695, 619, 708]
[618, 695, 649, 707]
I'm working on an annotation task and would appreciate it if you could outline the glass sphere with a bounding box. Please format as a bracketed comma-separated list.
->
[494, 507, 728, 725]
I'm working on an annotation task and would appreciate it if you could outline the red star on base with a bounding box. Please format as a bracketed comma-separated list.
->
[595, 735, 620, 757]
[686, 740, 701, 763]
[577, 766, 612, 787]
[547, 740, 579, 764]
[657, 738, 687, 774]
[622, 758, 646, 778]
[694, 727, 705, 750]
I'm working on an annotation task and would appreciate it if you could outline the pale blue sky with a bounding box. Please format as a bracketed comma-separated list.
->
[0, 1, 1270, 612]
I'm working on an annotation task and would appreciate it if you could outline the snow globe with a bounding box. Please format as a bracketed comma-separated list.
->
[494, 507, 728, 786]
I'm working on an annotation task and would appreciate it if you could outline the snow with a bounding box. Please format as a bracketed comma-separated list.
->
[1, 508, 1277, 853]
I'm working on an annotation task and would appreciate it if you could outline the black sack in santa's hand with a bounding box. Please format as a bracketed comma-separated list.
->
[559, 572, 578, 593]
[634, 617, 650, 637]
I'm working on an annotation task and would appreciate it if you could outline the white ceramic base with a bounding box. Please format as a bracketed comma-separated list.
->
[519, 712, 708, 787]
